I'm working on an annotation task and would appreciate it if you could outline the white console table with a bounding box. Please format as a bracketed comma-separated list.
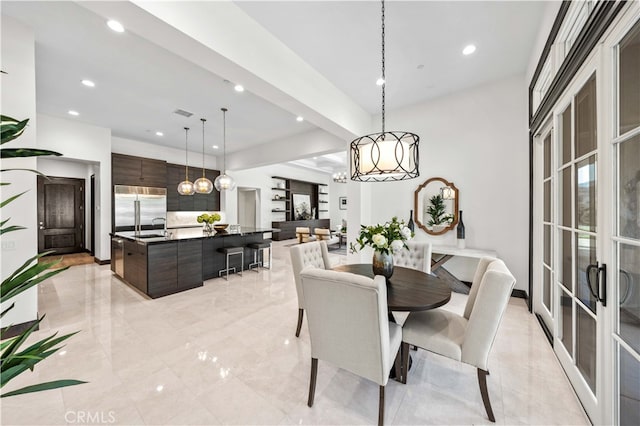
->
[430, 245, 497, 293]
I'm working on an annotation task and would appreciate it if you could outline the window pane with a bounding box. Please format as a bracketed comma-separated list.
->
[576, 155, 597, 233]
[620, 243, 640, 354]
[620, 345, 640, 426]
[561, 104, 572, 165]
[576, 233, 597, 313]
[620, 134, 640, 241]
[543, 266, 552, 312]
[576, 305, 596, 393]
[620, 20, 640, 135]
[575, 74, 597, 157]
[544, 133, 552, 178]
[544, 180, 551, 222]
[560, 289, 573, 356]
[560, 230, 572, 291]
[561, 167, 572, 227]
[544, 224, 551, 266]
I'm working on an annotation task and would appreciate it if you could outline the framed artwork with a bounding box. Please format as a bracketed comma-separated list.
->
[339, 196, 347, 210]
[293, 193, 312, 220]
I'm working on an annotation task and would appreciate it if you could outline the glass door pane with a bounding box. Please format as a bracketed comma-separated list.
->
[616, 19, 640, 426]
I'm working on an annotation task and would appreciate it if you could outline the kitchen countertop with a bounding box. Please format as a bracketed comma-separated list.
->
[112, 227, 276, 244]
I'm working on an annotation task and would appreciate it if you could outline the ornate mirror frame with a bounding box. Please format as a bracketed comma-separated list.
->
[414, 177, 459, 236]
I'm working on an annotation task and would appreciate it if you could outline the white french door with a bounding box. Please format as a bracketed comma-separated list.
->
[532, 5, 640, 424]
[611, 14, 640, 426]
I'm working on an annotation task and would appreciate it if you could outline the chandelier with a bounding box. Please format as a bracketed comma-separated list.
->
[177, 127, 195, 195]
[194, 118, 214, 194]
[214, 107, 236, 191]
[350, 0, 419, 182]
[332, 172, 347, 183]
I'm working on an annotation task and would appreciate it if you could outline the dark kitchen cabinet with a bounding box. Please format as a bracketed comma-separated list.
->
[177, 240, 202, 290]
[112, 153, 167, 188]
[147, 243, 178, 298]
[123, 239, 147, 293]
[166, 163, 221, 211]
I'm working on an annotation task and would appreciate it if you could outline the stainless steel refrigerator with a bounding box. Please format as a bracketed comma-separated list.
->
[114, 185, 167, 232]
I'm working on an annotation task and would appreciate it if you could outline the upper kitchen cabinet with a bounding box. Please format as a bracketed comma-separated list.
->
[112, 153, 167, 188]
[166, 163, 220, 211]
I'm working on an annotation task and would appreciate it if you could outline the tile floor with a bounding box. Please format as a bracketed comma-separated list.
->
[1, 240, 590, 425]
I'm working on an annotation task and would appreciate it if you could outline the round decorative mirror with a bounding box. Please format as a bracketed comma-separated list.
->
[414, 177, 459, 235]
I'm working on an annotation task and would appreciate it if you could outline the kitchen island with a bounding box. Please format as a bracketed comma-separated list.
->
[111, 227, 273, 298]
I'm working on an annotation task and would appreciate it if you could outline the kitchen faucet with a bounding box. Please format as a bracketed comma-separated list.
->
[152, 217, 167, 236]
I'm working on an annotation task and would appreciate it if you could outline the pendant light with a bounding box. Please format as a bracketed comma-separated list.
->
[350, 0, 419, 182]
[214, 107, 236, 191]
[177, 127, 195, 195]
[194, 118, 214, 194]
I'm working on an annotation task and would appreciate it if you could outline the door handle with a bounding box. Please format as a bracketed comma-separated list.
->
[586, 262, 607, 307]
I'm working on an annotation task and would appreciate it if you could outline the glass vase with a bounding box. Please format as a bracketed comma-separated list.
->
[372, 250, 394, 280]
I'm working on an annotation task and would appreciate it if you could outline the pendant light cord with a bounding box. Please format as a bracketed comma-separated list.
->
[381, 0, 385, 135]
[200, 118, 206, 178]
[221, 107, 228, 173]
[184, 127, 189, 180]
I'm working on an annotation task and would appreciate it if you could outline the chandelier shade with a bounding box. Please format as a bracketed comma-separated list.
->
[194, 118, 214, 194]
[213, 107, 236, 192]
[350, 0, 420, 182]
[177, 127, 195, 195]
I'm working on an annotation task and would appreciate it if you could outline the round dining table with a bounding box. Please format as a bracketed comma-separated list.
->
[332, 263, 452, 313]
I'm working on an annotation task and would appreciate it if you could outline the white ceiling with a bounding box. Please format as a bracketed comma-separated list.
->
[1, 1, 548, 172]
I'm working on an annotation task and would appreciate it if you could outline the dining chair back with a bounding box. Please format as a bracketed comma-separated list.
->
[289, 241, 331, 337]
[400, 258, 516, 422]
[393, 241, 433, 274]
[300, 267, 402, 426]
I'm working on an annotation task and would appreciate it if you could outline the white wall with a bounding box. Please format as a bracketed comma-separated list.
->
[37, 114, 112, 262]
[360, 75, 530, 291]
[229, 164, 331, 229]
[329, 180, 347, 230]
[1, 17, 39, 325]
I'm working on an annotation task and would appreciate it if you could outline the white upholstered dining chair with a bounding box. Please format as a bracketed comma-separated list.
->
[289, 241, 331, 337]
[393, 241, 433, 274]
[400, 258, 516, 422]
[300, 267, 402, 426]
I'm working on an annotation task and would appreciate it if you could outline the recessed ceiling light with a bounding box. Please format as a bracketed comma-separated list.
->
[107, 20, 125, 33]
[68, 110, 79, 116]
[155, 131, 163, 136]
[376, 77, 385, 86]
[234, 84, 244, 92]
[313, 157, 317, 160]
[296, 116, 304, 122]
[212, 145, 219, 149]
[462, 44, 476, 55]
[81, 79, 95, 87]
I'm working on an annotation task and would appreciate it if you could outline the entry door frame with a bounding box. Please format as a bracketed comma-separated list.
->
[37, 175, 85, 254]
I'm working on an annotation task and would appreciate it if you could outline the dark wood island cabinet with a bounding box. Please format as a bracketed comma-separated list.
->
[111, 228, 271, 298]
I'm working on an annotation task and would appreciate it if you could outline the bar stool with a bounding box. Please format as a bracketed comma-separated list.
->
[217, 246, 244, 280]
[247, 241, 272, 272]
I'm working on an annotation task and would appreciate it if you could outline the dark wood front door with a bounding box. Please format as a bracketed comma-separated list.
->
[37, 176, 84, 254]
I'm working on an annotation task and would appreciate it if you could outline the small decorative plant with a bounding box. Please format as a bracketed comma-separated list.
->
[350, 216, 413, 255]
[197, 213, 221, 233]
[426, 194, 453, 227]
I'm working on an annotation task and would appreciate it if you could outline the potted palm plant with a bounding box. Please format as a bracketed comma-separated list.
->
[1, 115, 85, 397]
